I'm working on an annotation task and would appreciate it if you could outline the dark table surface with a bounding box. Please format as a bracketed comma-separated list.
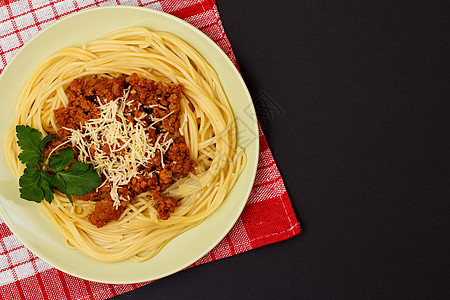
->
[115, 1, 448, 299]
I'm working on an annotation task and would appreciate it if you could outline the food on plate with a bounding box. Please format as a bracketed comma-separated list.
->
[4, 27, 246, 262]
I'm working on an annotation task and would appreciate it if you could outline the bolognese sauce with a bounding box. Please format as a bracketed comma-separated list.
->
[46, 73, 196, 227]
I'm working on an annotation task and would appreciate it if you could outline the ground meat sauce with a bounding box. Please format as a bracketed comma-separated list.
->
[48, 73, 196, 227]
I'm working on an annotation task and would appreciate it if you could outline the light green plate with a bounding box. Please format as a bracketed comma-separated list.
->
[0, 6, 258, 284]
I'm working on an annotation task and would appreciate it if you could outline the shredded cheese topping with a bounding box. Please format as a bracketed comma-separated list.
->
[64, 87, 174, 208]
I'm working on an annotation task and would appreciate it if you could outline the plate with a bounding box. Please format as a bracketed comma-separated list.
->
[0, 6, 258, 284]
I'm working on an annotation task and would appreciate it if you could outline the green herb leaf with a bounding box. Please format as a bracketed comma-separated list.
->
[41, 171, 56, 204]
[19, 167, 55, 203]
[18, 151, 41, 168]
[54, 173, 73, 204]
[16, 125, 54, 166]
[16, 125, 102, 205]
[49, 147, 75, 172]
[58, 161, 102, 197]
[41, 133, 54, 150]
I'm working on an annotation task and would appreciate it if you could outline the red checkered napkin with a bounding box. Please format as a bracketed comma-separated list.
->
[0, 1, 301, 299]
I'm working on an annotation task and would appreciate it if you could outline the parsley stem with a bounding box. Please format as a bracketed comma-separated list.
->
[39, 161, 55, 173]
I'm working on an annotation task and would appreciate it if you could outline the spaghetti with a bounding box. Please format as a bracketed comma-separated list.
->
[4, 27, 246, 263]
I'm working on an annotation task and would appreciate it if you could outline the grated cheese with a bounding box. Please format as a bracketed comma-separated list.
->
[64, 87, 174, 208]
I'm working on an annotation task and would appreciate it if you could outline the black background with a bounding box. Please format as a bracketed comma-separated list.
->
[115, 1, 449, 299]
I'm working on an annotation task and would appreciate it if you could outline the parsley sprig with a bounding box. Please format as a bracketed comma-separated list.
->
[16, 125, 102, 204]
